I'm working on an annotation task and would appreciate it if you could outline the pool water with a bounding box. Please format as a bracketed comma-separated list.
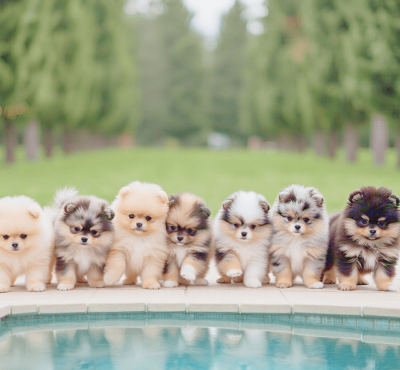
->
[0, 313, 399, 370]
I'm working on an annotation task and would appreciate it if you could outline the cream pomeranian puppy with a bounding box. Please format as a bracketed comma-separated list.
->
[269, 184, 329, 289]
[47, 188, 115, 291]
[104, 181, 169, 289]
[0, 196, 53, 292]
[162, 193, 212, 287]
[214, 191, 272, 288]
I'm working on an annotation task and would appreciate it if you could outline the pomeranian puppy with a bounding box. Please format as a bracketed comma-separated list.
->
[104, 181, 169, 289]
[48, 188, 115, 291]
[322, 186, 400, 291]
[213, 191, 272, 288]
[162, 193, 212, 287]
[269, 185, 329, 289]
[0, 196, 53, 292]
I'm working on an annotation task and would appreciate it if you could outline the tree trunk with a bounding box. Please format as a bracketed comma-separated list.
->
[62, 128, 75, 154]
[4, 119, 18, 164]
[371, 114, 388, 165]
[24, 120, 40, 161]
[328, 131, 338, 158]
[313, 131, 325, 156]
[344, 123, 359, 163]
[396, 131, 400, 168]
[43, 126, 53, 157]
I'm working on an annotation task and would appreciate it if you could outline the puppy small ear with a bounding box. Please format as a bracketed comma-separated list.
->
[222, 198, 234, 210]
[348, 190, 363, 205]
[64, 203, 76, 214]
[259, 200, 270, 214]
[312, 194, 324, 207]
[279, 190, 296, 203]
[169, 195, 178, 208]
[28, 206, 41, 218]
[104, 207, 115, 221]
[200, 206, 211, 218]
[389, 194, 400, 207]
[157, 190, 169, 204]
[119, 186, 131, 198]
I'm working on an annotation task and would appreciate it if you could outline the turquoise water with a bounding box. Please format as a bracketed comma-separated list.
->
[1, 313, 400, 370]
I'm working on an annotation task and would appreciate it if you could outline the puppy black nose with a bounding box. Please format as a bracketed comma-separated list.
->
[241, 232, 247, 237]
[81, 237, 88, 242]
[370, 229, 376, 235]
[136, 223, 142, 228]
[177, 236, 183, 241]
[295, 225, 301, 230]
[12, 243, 18, 248]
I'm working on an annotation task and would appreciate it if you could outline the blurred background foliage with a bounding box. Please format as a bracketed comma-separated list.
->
[1, 0, 400, 167]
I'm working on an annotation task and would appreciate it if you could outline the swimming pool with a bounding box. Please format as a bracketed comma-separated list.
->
[1, 312, 399, 370]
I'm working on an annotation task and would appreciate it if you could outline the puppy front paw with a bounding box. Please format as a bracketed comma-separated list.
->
[142, 281, 161, 290]
[193, 278, 208, 286]
[276, 282, 292, 289]
[244, 278, 262, 289]
[180, 265, 197, 282]
[338, 283, 355, 291]
[226, 269, 243, 278]
[383, 284, 397, 292]
[162, 280, 179, 288]
[308, 282, 324, 289]
[57, 283, 74, 291]
[88, 280, 106, 288]
[103, 273, 120, 286]
[27, 283, 46, 292]
[0, 285, 10, 293]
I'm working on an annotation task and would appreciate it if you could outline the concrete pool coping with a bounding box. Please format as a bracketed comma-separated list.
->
[1, 263, 400, 320]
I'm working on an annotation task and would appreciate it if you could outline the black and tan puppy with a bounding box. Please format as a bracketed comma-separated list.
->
[162, 193, 212, 287]
[322, 186, 400, 291]
[48, 188, 115, 290]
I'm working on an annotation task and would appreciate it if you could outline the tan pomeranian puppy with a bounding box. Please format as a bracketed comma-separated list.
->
[322, 186, 400, 291]
[162, 193, 212, 287]
[213, 191, 272, 288]
[47, 188, 115, 291]
[269, 184, 329, 289]
[0, 196, 54, 292]
[104, 181, 169, 289]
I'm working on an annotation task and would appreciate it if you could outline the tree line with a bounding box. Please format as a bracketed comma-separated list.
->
[1, 0, 399, 166]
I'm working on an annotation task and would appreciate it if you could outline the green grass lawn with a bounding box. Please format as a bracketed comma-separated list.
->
[1, 146, 399, 215]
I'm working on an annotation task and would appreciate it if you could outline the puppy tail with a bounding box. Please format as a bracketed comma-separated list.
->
[54, 187, 79, 209]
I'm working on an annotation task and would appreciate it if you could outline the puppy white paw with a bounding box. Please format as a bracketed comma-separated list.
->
[0, 285, 10, 293]
[180, 265, 197, 282]
[193, 278, 208, 286]
[27, 283, 46, 292]
[276, 282, 292, 289]
[57, 283, 74, 291]
[142, 281, 161, 290]
[308, 282, 324, 289]
[103, 273, 119, 286]
[226, 269, 243, 278]
[162, 280, 179, 288]
[88, 280, 106, 288]
[385, 284, 397, 292]
[338, 283, 355, 291]
[244, 278, 262, 289]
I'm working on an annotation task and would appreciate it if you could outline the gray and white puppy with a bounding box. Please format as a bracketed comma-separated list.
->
[269, 184, 329, 289]
[48, 188, 114, 291]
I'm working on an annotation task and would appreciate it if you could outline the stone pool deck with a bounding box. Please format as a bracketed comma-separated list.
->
[1, 263, 400, 319]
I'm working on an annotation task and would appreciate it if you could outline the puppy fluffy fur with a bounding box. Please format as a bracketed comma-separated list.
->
[269, 184, 329, 289]
[322, 186, 400, 292]
[162, 193, 212, 287]
[0, 196, 54, 292]
[214, 191, 272, 288]
[49, 188, 115, 291]
[104, 181, 169, 289]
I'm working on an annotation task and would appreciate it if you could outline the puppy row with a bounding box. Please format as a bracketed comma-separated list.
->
[0, 182, 398, 293]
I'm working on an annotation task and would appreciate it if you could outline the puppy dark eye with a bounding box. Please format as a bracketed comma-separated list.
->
[170, 225, 175, 230]
[233, 224, 239, 228]
[3, 235, 9, 240]
[146, 216, 152, 221]
[20, 234, 27, 239]
[187, 229, 192, 234]
[250, 224, 256, 229]
[377, 221, 386, 228]
[74, 227, 81, 232]
[129, 214, 135, 219]
[90, 230, 97, 236]
[360, 219, 368, 225]
[303, 218, 309, 223]
[287, 217, 292, 222]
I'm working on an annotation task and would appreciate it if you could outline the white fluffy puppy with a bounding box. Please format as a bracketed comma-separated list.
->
[214, 191, 272, 288]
